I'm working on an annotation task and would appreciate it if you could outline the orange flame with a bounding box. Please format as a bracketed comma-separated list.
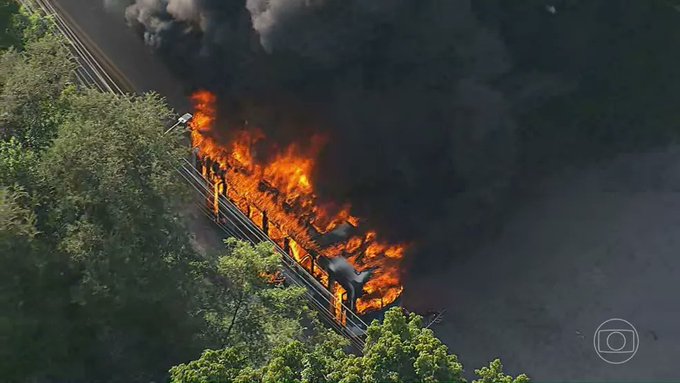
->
[189, 90, 406, 315]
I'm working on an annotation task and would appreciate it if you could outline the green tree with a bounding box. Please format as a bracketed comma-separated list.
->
[32, 89, 205, 381]
[473, 359, 529, 383]
[261, 341, 306, 383]
[170, 239, 326, 383]
[200, 239, 285, 349]
[1, 86, 208, 382]
[0, 0, 20, 49]
[191, 238, 319, 358]
[1, 1, 54, 51]
[1, 28, 213, 381]
[361, 308, 464, 383]
[11, 4, 53, 44]
[0, 30, 77, 381]
[0, 136, 37, 186]
[169, 347, 254, 383]
[170, 307, 528, 383]
[0, 33, 75, 150]
[301, 331, 351, 383]
[0, 187, 72, 381]
[0, 187, 37, 379]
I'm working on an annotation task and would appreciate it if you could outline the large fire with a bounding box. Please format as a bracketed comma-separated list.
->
[189, 90, 405, 315]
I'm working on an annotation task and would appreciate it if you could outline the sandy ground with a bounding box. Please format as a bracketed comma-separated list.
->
[52, 1, 680, 380]
[404, 148, 680, 380]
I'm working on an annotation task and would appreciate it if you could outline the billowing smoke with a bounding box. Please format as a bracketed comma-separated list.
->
[121, 0, 203, 47]
[118, 0, 538, 271]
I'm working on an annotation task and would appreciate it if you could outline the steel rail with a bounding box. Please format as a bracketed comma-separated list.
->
[175, 164, 367, 349]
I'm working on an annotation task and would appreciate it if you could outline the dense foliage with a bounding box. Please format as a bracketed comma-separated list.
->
[0, 0, 20, 49]
[170, 307, 529, 383]
[1, 20, 199, 381]
[0, 5, 527, 383]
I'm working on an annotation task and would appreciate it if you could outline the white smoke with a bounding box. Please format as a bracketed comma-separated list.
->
[166, 0, 202, 22]
[124, 0, 205, 47]
[245, 0, 321, 53]
[244, 0, 405, 62]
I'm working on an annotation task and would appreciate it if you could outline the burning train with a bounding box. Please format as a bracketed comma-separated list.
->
[187, 90, 406, 325]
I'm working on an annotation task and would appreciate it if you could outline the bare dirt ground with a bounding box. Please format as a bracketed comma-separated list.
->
[404, 147, 680, 380]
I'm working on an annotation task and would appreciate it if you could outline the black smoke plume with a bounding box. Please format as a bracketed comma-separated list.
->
[115, 0, 556, 271]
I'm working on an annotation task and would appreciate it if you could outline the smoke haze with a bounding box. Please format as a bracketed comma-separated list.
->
[113, 0, 579, 271]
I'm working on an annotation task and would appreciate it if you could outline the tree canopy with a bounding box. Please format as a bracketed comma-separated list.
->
[0, 23, 206, 381]
[171, 307, 529, 383]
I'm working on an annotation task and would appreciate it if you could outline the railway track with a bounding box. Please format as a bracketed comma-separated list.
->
[17, 0, 125, 93]
[16, 0, 369, 350]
